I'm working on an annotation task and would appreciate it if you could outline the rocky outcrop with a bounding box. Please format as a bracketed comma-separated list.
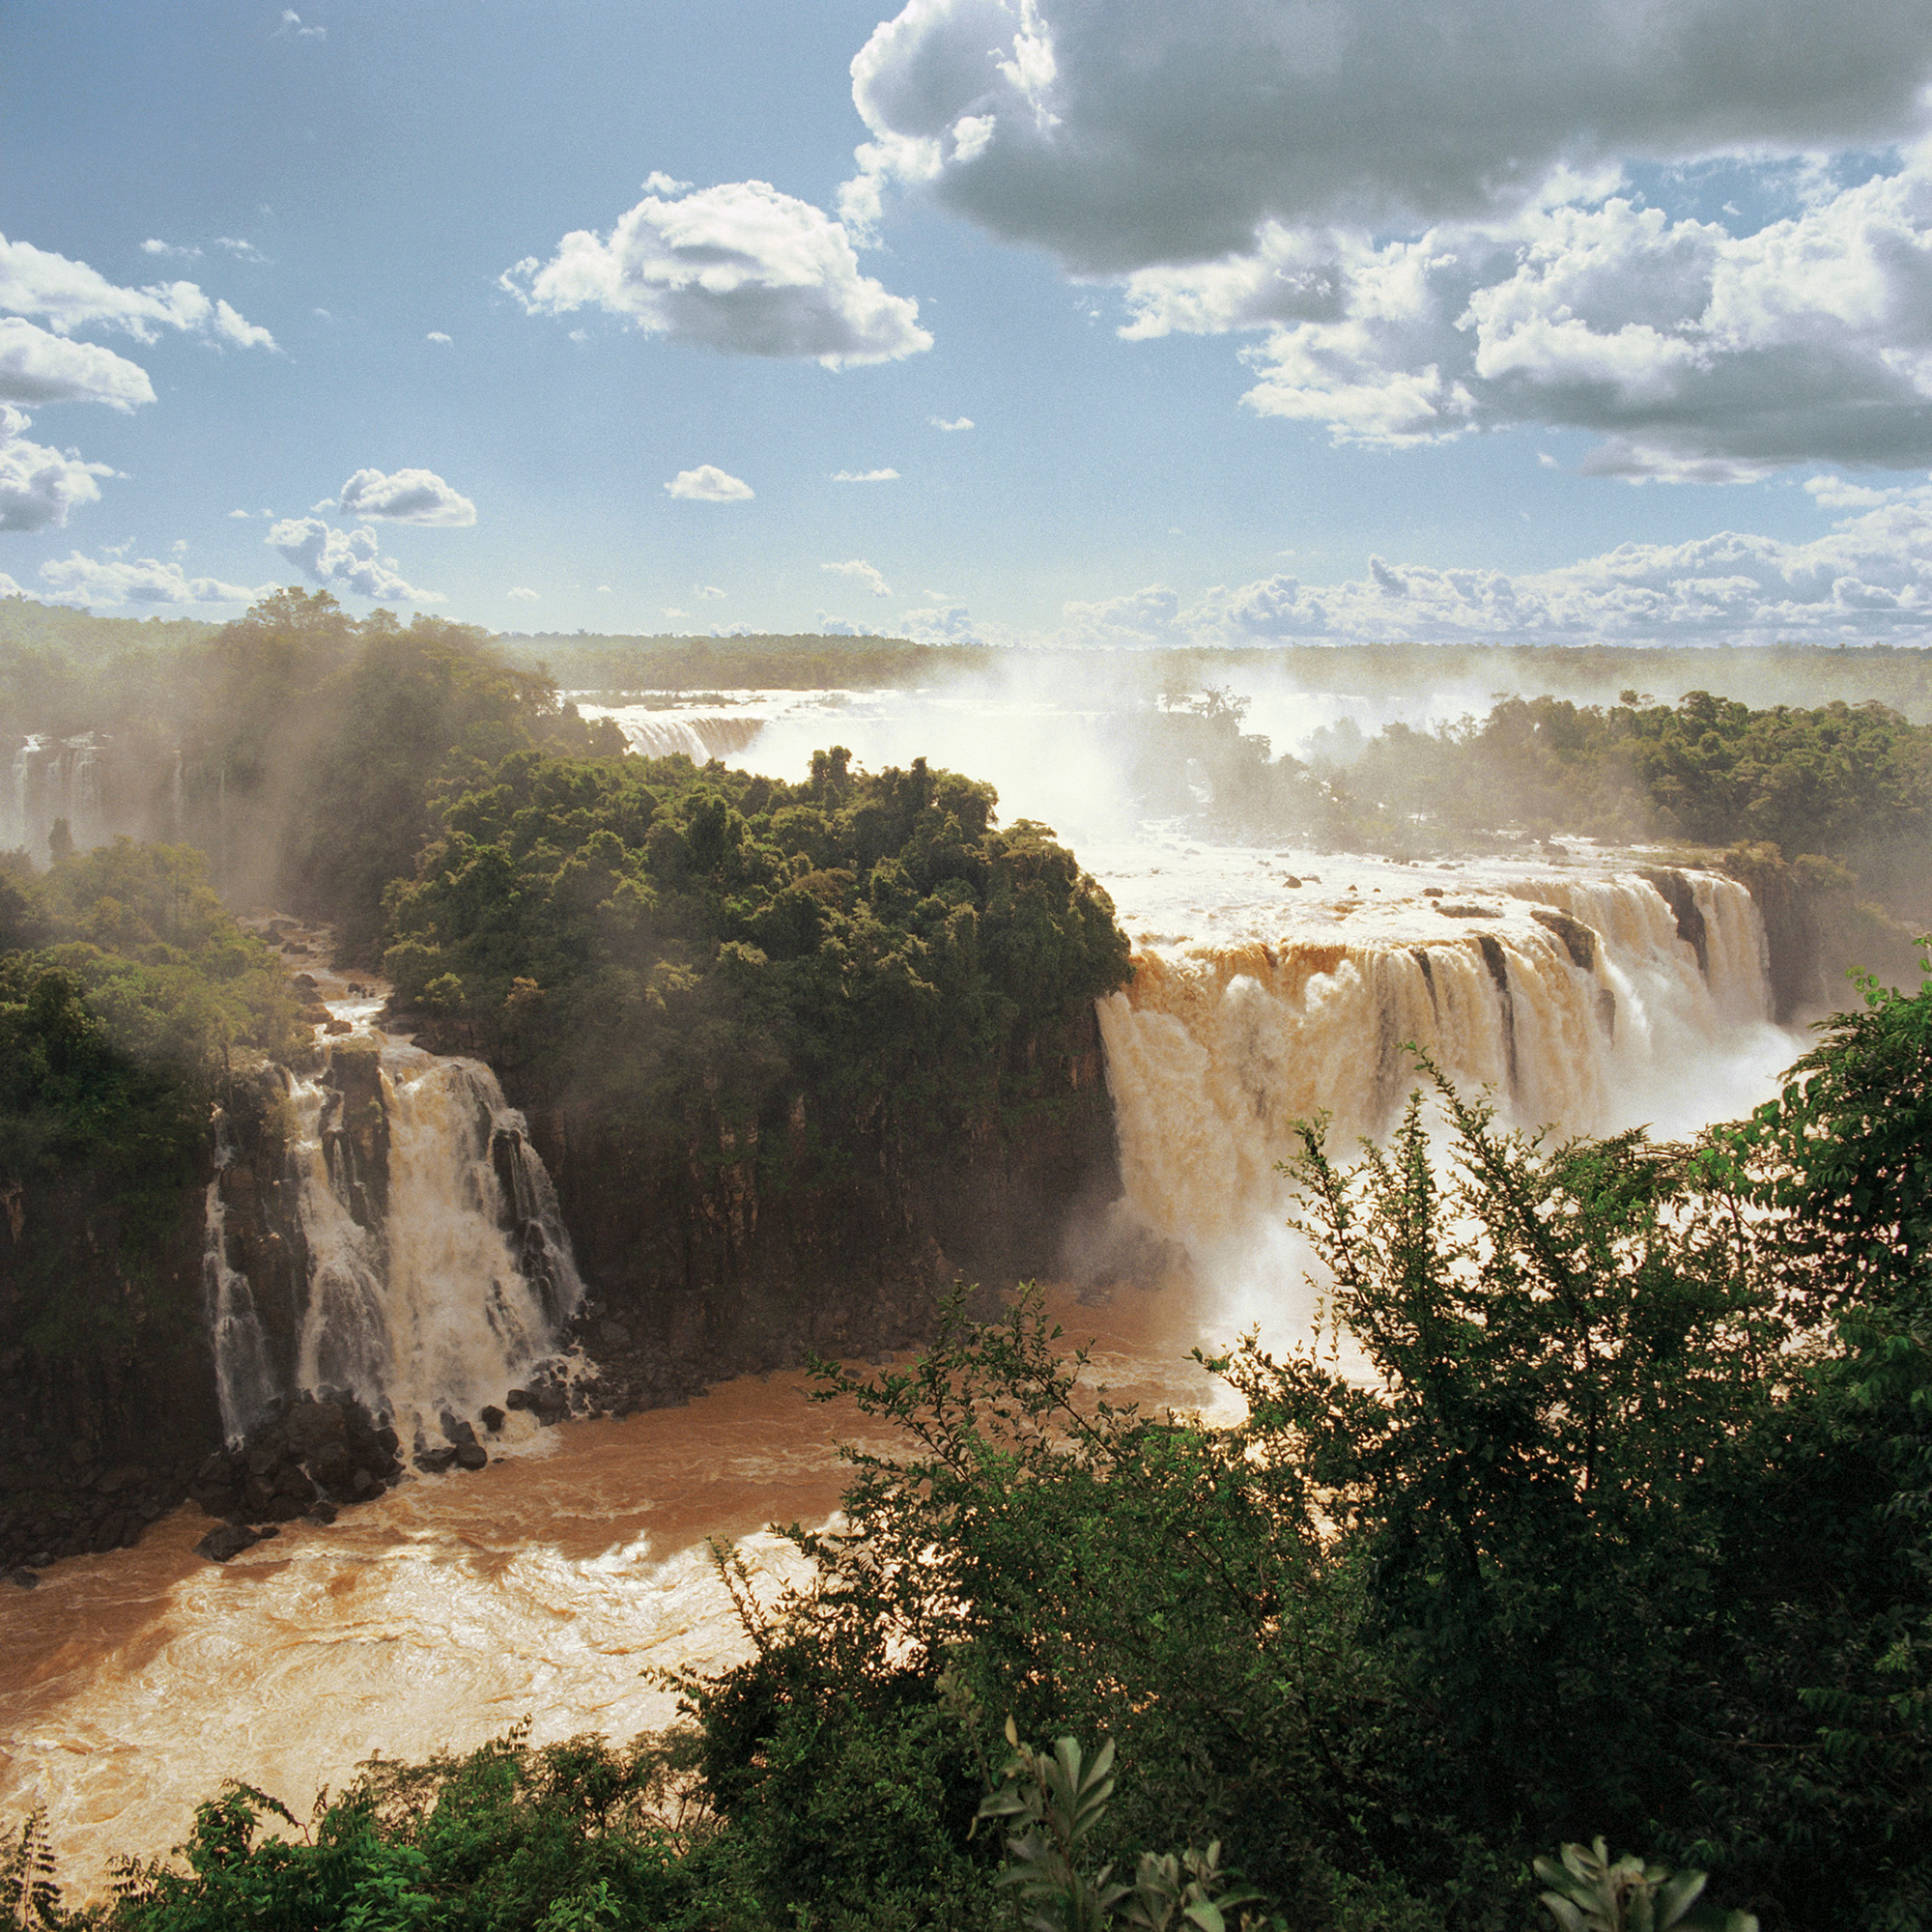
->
[186, 1388, 405, 1559]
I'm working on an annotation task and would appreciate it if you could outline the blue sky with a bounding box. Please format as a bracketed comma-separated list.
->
[5, 0, 1932, 646]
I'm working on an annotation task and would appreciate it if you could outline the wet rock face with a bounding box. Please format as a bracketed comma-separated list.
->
[494, 1005, 1123, 1414]
[0, 1142, 222, 1576]
[1637, 867, 1710, 975]
[187, 1389, 407, 1559]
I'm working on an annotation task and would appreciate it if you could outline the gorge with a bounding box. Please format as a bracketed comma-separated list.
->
[0, 617, 1922, 1919]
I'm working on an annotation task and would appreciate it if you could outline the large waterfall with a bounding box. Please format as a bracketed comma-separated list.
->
[1095, 866, 1786, 1301]
[207, 1041, 582, 1445]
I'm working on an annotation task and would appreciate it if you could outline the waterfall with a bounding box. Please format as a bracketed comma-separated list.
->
[1096, 868, 1785, 1279]
[617, 714, 766, 761]
[203, 1112, 277, 1444]
[209, 1041, 584, 1443]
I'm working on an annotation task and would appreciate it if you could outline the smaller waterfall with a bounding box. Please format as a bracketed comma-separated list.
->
[203, 1113, 276, 1444]
[618, 714, 766, 761]
[208, 1041, 584, 1444]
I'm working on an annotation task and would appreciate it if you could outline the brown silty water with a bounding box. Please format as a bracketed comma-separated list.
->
[0, 1287, 1232, 1905]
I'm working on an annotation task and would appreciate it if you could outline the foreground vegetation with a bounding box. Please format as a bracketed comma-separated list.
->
[10, 953, 1925, 1931]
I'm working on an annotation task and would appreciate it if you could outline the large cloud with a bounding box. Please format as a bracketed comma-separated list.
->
[1120, 158, 1932, 475]
[37, 552, 268, 608]
[841, 1, 1932, 474]
[1060, 485, 1932, 647]
[267, 518, 441, 603]
[0, 318, 155, 409]
[843, 0, 1932, 272]
[332, 466, 476, 526]
[0, 234, 276, 349]
[0, 405, 114, 532]
[504, 179, 930, 366]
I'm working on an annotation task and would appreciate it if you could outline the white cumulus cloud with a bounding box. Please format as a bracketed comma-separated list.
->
[36, 551, 267, 608]
[0, 318, 154, 409]
[426, 330, 451, 344]
[666, 465, 753, 501]
[929, 415, 974, 431]
[696, 583, 725, 599]
[832, 467, 900, 481]
[0, 234, 276, 349]
[140, 239, 202, 260]
[822, 557, 894, 597]
[507, 586, 538, 599]
[0, 405, 115, 532]
[267, 517, 441, 602]
[278, 10, 326, 38]
[503, 179, 930, 367]
[330, 466, 476, 526]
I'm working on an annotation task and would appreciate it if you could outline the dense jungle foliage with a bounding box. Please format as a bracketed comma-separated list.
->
[0, 840, 299, 1350]
[14, 959, 1927, 1932]
[382, 742, 1130, 1173]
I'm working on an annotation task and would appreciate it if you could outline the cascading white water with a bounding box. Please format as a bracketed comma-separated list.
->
[235, 1043, 583, 1438]
[1096, 868, 1786, 1299]
[615, 714, 765, 761]
[201, 1114, 276, 1444]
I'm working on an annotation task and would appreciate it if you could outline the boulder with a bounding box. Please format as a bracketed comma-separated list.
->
[195, 1522, 260, 1563]
[4, 1565, 37, 1590]
[478, 1405, 505, 1435]
[413, 1446, 459, 1474]
[454, 1442, 489, 1471]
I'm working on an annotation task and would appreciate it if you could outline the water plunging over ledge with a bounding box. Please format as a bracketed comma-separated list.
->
[208, 1040, 583, 1446]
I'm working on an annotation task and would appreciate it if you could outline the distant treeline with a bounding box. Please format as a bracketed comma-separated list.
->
[10, 593, 1932, 716]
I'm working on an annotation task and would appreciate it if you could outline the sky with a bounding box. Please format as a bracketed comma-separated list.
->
[4, 0, 1932, 649]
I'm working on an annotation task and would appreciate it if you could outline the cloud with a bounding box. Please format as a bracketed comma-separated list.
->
[832, 466, 900, 482]
[426, 330, 451, 344]
[642, 172, 693, 196]
[0, 405, 114, 531]
[140, 239, 202, 261]
[896, 601, 984, 642]
[596, 583, 612, 592]
[663, 607, 689, 618]
[696, 583, 725, 599]
[929, 414, 974, 431]
[822, 557, 893, 596]
[36, 551, 267, 607]
[1804, 471, 1908, 510]
[1057, 486, 1932, 647]
[1114, 159, 1932, 474]
[666, 465, 753, 501]
[215, 237, 269, 264]
[267, 517, 441, 602]
[0, 234, 276, 350]
[330, 465, 476, 526]
[843, 0, 1932, 274]
[507, 586, 538, 599]
[0, 318, 154, 409]
[277, 9, 326, 38]
[0, 573, 23, 597]
[840, 4, 1932, 475]
[503, 178, 931, 366]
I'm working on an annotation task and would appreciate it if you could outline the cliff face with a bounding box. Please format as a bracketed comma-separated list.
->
[509, 1004, 1122, 1401]
[0, 1150, 220, 1572]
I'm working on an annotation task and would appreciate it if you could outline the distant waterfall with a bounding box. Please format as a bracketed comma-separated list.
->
[1097, 868, 1782, 1272]
[617, 714, 766, 761]
[6, 733, 104, 854]
[210, 1042, 583, 1442]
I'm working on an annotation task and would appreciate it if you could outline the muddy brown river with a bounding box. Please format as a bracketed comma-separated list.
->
[0, 1287, 1238, 1902]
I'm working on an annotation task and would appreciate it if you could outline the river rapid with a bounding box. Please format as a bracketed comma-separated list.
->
[0, 1289, 1230, 1901]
